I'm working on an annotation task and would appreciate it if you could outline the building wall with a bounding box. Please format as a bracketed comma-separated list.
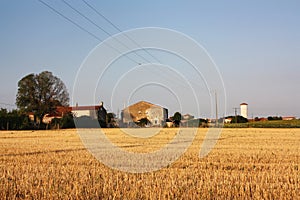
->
[146, 107, 166, 126]
[72, 110, 90, 118]
[89, 110, 98, 119]
[121, 109, 133, 124]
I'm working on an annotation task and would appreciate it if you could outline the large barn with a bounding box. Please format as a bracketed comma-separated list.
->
[121, 101, 168, 127]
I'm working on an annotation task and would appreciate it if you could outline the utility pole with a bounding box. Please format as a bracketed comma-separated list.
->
[215, 91, 218, 127]
[233, 107, 240, 123]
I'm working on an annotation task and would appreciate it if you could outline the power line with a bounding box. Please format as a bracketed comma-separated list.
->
[81, 0, 162, 64]
[39, 0, 101, 41]
[61, 0, 152, 64]
[38, 0, 140, 65]
[215, 90, 218, 126]
[39, 0, 202, 92]
[39, 0, 185, 89]
[79, 1, 193, 89]
[61, 0, 187, 89]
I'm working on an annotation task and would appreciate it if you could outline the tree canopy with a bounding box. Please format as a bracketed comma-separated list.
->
[16, 71, 69, 124]
[173, 112, 182, 127]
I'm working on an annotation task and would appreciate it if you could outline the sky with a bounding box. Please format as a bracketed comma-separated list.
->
[0, 0, 300, 118]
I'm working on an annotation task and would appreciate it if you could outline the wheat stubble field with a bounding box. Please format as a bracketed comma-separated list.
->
[0, 128, 299, 199]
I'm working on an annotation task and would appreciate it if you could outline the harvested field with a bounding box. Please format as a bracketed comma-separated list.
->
[0, 128, 299, 199]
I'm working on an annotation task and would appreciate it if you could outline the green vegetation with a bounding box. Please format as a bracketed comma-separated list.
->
[16, 71, 69, 128]
[0, 108, 75, 130]
[0, 108, 37, 130]
[228, 115, 248, 123]
[50, 112, 75, 129]
[267, 116, 283, 121]
[172, 112, 182, 127]
[224, 119, 300, 128]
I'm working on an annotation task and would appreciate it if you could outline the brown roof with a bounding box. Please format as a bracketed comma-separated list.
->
[240, 103, 248, 105]
[123, 101, 163, 111]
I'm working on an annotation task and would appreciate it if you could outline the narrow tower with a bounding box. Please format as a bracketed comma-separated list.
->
[240, 103, 248, 119]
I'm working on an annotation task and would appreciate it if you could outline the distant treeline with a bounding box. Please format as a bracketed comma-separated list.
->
[1, 108, 299, 130]
[0, 108, 115, 130]
[0, 108, 75, 130]
[224, 119, 300, 128]
[0, 109, 31, 130]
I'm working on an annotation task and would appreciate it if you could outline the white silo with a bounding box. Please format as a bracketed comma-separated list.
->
[240, 103, 248, 119]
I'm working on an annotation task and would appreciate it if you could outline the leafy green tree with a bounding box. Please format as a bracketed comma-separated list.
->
[60, 112, 75, 128]
[0, 108, 8, 130]
[49, 112, 75, 129]
[16, 71, 69, 128]
[173, 112, 182, 127]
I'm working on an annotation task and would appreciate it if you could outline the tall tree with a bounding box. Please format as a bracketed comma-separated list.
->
[16, 71, 69, 127]
[173, 112, 182, 127]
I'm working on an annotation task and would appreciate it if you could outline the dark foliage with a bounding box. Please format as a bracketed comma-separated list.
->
[97, 106, 107, 128]
[173, 112, 182, 127]
[135, 117, 150, 127]
[267, 116, 282, 121]
[229, 115, 248, 123]
[0, 108, 34, 130]
[16, 71, 69, 128]
[50, 112, 75, 129]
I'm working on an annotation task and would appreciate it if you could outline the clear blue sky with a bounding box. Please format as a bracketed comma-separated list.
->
[1, 0, 300, 118]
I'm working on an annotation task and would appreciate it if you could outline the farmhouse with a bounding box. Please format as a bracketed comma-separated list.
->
[55, 102, 106, 119]
[42, 102, 107, 126]
[121, 101, 168, 127]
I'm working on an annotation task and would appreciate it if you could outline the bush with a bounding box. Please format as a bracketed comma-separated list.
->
[0, 109, 34, 130]
[60, 112, 75, 128]
[267, 116, 282, 121]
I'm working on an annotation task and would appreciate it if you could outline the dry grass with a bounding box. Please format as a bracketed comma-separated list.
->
[0, 128, 299, 199]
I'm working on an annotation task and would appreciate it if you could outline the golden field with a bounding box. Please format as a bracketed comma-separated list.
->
[0, 128, 299, 199]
